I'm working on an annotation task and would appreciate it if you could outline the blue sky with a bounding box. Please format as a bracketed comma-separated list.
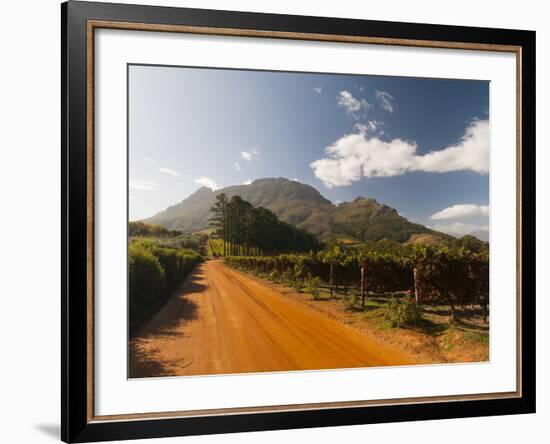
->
[129, 64, 489, 239]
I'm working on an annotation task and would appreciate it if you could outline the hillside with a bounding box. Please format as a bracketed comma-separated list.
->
[144, 178, 451, 244]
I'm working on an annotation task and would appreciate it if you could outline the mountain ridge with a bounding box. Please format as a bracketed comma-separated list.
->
[144, 178, 452, 244]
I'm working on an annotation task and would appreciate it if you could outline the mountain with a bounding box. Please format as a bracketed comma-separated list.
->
[144, 178, 451, 244]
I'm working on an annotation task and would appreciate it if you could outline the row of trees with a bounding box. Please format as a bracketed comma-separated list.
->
[225, 244, 489, 322]
[128, 239, 202, 332]
[210, 193, 321, 256]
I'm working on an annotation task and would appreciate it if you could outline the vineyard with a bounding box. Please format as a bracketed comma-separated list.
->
[208, 238, 226, 256]
[224, 244, 489, 323]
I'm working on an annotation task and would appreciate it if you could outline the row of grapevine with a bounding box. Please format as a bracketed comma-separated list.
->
[129, 239, 202, 333]
[225, 245, 489, 321]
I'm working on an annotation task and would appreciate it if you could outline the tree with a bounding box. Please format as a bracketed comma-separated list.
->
[210, 195, 321, 257]
[210, 193, 228, 256]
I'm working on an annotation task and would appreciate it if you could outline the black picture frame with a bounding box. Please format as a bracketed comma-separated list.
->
[61, 1, 536, 442]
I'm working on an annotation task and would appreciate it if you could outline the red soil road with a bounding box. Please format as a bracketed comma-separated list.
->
[129, 260, 416, 378]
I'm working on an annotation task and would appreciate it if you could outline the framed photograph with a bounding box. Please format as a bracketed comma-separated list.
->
[62, 1, 535, 442]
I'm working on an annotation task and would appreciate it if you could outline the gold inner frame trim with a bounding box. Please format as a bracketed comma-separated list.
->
[86, 19, 523, 423]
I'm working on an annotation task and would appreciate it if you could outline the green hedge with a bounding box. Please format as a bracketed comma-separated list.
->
[129, 239, 202, 332]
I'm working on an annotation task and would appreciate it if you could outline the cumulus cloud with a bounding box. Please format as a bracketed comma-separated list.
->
[195, 176, 218, 190]
[375, 90, 394, 113]
[242, 179, 252, 185]
[311, 119, 489, 188]
[337, 90, 369, 119]
[158, 167, 180, 177]
[234, 162, 241, 171]
[143, 156, 157, 162]
[314, 86, 323, 94]
[429, 222, 489, 237]
[130, 180, 158, 190]
[430, 204, 489, 220]
[241, 148, 259, 162]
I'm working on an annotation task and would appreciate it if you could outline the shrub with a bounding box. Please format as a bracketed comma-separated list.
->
[268, 270, 280, 283]
[128, 243, 166, 329]
[128, 239, 202, 332]
[344, 287, 361, 309]
[305, 276, 322, 300]
[281, 269, 294, 285]
[292, 277, 305, 292]
[384, 297, 421, 327]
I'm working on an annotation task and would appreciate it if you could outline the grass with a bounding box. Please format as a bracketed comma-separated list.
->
[440, 325, 488, 346]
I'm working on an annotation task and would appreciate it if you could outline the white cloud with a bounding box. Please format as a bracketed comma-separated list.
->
[375, 90, 394, 113]
[430, 204, 489, 220]
[143, 156, 157, 162]
[429, 222, 489, 237]
[337, 90, 369, 119]
[311, 119, 489, 188]
[130, 180, 158, 190]
[240, 148, 259, 162]
[195, 176, 218, 190]
[158, 167, 179, 177]
[314, 86, 323, 94]
[354, 120, 382, 136]
[234, 162, 241, 171]
[242, 179, 252, 185]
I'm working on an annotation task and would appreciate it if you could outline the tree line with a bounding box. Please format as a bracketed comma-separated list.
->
[210, 193, 321, 256]
[129, 221, 182, 238]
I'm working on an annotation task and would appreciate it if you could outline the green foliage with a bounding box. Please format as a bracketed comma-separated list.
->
[129, 221, 182, 238]
[269, 270, 281, 283]
[128, 239, 202, 332]
[450, 235, 489, 254]
[344, 287, 361, 309]
[128, 243, 166, 328]
[281, 269, 294, 285]
[304, 276, 322, 300]
[224, 241, 489, 319]
[292, 277, 305, 292]
[210, 193, 321, 257]
[155, 233, 206, 253]
[384, 298, 422, 327]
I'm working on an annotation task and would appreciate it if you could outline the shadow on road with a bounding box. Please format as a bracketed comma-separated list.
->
[129, 265, 206, 378]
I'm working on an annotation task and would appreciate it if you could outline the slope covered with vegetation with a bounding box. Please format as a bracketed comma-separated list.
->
[145, 178, 451, 245]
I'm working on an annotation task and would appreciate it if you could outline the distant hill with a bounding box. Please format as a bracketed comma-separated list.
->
[144, 178, 452, 244]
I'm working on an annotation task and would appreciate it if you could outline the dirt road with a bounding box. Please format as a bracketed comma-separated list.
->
[129, 261, 416, 378]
